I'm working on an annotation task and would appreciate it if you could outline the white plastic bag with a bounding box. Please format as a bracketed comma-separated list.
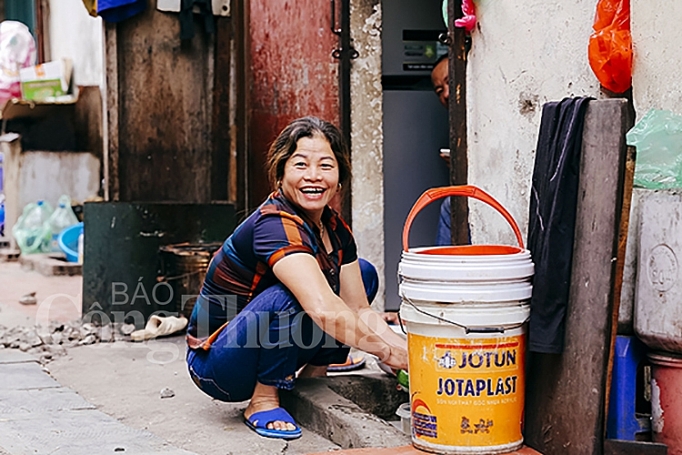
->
[46, 195, 79, 252]
[0, 21, 37, 107]
[12, 200, 53, 254]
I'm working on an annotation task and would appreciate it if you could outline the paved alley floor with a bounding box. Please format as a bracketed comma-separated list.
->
[0, 260, 541, 455]
[0, 261, 338, 455]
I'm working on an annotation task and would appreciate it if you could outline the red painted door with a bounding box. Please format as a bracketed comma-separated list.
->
[248, 0, 340, 209]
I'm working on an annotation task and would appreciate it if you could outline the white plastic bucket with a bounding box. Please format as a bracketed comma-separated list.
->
[399, 186, 534, 455]
[396, 402, 411, 435]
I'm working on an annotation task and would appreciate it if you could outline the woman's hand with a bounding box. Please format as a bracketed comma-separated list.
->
[382, 344, 409, 371]
[381, 312, 400, 325]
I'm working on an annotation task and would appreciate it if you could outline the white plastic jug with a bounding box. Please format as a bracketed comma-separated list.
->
[46, 195, 79, 252]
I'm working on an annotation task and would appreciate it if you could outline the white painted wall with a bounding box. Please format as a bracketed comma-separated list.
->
[467, 0, 601, 245]
[631, 2, 682, 117]
[47, 0, 104, 87]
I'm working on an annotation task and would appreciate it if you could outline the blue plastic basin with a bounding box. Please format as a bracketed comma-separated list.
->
[58, 222, 83, 263]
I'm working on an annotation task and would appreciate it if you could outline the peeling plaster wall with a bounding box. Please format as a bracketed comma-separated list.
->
[467, 1, 600, 245]
[48, 0, 104, 87]
[350, 0, 385, 310]
[631, 2, 682, 117]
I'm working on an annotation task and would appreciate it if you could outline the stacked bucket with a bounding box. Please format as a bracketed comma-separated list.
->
[398, 186, 534, 454]
[631, 190, 682, 452]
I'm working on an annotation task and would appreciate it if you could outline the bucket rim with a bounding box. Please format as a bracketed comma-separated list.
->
[405, 245, 531, 257]
[648, 351, 682, 366]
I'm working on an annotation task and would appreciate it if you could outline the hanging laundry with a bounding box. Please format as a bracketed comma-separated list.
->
[527, 97, 593, 354]
[98, 0, 146, 23]
[179, 0, 215, 41]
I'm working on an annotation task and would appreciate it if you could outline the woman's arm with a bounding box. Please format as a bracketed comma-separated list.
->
[338, 260, 408, 352]
[272, 254, 408, 370]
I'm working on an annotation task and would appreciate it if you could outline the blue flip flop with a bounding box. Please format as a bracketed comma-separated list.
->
[327, 353, 366, 372]
[244, 407, 302, 440]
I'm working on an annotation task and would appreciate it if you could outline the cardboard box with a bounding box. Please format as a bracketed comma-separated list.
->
[19, 59, 73, 101]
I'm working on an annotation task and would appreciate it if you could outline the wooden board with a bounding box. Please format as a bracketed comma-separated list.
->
[105, 7, 231, 203]
[524, 99, 630, 455]
[447, 0, 469, 245]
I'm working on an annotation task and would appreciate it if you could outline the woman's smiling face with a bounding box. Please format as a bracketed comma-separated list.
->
[280, 134, 339, 222]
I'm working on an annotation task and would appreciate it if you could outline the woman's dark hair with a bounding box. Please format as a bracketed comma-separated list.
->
[266, 116, 351, 191]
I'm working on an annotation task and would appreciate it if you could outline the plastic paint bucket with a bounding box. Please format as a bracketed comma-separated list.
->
[399, 186, 534, 454]
[649, 352, 682, 454]
[396, 402, 412, 434]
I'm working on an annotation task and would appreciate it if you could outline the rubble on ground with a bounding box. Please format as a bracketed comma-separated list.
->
[0, 321, 137, 364]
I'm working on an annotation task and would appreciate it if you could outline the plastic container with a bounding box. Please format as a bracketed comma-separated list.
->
[12, 200, 53, 254]
[0, 197, 5, 238]
[46, 195, 79, 252]
[158, 243, 222, 318]
[58, 222, 83, 263]
[634, 190, 682, 354]
[396, 402, 411, 435]
[606, 335, 650, 440]
[399, 186, 534, 455]
[649, 352, 682, 454]
[77, 232, 84, 265]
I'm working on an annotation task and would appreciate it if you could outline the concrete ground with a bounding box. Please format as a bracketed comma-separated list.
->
[0, 260, 541, 455]
[0, 260, 338, 454]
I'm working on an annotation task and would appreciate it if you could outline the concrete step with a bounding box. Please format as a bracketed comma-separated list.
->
[281, 373, 411, 450]
[0, 248, 20, 263]
[19, 253, 81, 276]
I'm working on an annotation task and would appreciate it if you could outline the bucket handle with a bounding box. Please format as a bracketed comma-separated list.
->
[402, 297, 529, 334]
[402, 185, 524, 251]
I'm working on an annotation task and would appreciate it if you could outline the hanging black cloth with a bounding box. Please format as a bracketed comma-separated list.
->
[527, 96, 593, 354]
[180, 0, 215, 41]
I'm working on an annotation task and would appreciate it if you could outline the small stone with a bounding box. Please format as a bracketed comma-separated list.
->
[51, 333, 63, 345]
[120, 323, 136, 336]
[99, 325, 114, 343]
[19, 342, 31, 352]
[65, 328, 82, 341]
[19, 292, 37, 306]
[45, 344, 67, 356]
[29, 336, 43, 348]
[82, 323, 96, 335]
[159, 387, 175, 399]
[78, 334, 97, 346]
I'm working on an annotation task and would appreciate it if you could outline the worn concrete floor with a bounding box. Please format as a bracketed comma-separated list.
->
[0, 261, 338, 454]
[0, 260, 542, 455]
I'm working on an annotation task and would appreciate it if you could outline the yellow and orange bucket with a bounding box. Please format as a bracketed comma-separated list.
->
[399, 186, 534, 454]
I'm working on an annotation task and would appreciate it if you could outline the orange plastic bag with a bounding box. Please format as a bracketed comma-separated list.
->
[588, 0, 632, 94]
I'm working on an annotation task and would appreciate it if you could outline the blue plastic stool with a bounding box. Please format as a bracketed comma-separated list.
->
[606, 335, 650, 440]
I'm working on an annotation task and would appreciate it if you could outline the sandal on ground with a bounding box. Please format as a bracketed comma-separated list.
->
[130, 315, 188, 342]
[244, 407, 302, 440]
[327, 353, 366, 372]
